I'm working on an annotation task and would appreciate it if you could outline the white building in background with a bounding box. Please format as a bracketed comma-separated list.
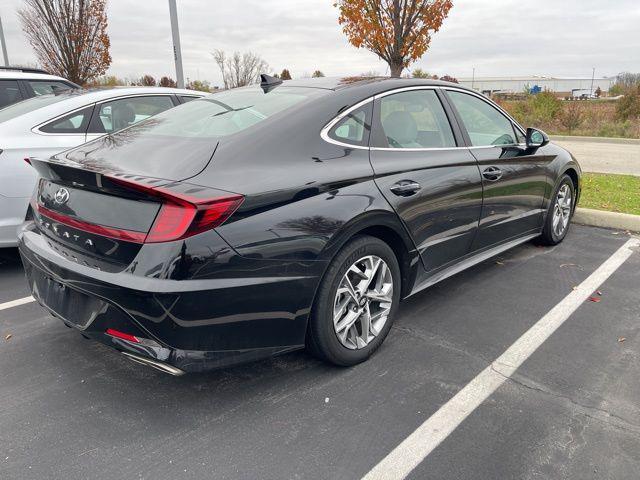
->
[458, 76, 616, 95]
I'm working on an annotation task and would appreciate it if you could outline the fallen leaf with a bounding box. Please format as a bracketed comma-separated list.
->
[572, 286, 578, 290]
[4, 334, 12, 341]
[560, 263, 582, 269]
[496, 261, 505, 265]
[588, 297, 601, 303]
[618, 337, 626, 343]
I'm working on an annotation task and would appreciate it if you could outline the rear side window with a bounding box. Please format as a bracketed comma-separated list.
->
[40, 106, 93, 134]
[327, 102, 372, 147]
[180, 95, 199, 103]
[446, 91, 517, 146]
[89, 96, 175, 134]
[373, 89, 456, 149]
[0, 80, 24, 108]
[28, 80, 73, 96]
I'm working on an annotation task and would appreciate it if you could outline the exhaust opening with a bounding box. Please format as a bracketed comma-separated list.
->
[121, 352, 185, 376]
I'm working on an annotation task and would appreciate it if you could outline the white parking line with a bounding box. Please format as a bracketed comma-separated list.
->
[0, 296, 35, 312]
[363, 237, 640, 480]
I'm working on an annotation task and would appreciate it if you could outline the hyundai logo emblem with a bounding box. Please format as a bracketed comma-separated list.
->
[54, 187, 70, 205]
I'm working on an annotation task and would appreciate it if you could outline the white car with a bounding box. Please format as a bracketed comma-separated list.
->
[0, 87, 206, 247]
[0, 66, 78, 108]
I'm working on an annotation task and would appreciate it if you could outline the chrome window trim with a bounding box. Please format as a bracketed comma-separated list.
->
[33, 93, 177, 137]
[319, 97, 374, 151]
[320, 85, 530, 152]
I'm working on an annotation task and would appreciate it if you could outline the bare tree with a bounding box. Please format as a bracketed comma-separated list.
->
[18, 0, 111, 85]
[212, 50, 268, 89]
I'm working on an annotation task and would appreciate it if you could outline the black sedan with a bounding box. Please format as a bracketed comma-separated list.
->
[19, 76, 581, 374]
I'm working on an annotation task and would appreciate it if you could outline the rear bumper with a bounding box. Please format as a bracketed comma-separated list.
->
[19, 224, 323, 372]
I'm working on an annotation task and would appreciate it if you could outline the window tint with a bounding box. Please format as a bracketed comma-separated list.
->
[328, 103, 371, 147]
[90, 96, 175, 134]
[40, 106, 93, 134]
[28, 80, 72, 96]
[373, 89, 455, 149]
[447, 91, 517, 146]
[0, 80, 24, 109]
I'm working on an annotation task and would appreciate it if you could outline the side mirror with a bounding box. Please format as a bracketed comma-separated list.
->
[526, 128, 549, 148]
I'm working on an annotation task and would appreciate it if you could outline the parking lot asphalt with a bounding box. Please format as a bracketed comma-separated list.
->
[1, 225, 639, 480]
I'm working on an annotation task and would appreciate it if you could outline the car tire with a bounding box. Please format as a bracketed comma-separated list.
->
[307, 235, 401, 366]
[537, 174, 576, 246]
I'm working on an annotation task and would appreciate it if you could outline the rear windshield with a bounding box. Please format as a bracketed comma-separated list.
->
[0, 94, 69, 123]
[62, 86, 327, 181]
[113, 86, 324, 139]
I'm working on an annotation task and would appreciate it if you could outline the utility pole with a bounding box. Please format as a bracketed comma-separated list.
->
[590, 67, 595, 96]
[168, 0, 184, 88]
[0, 16, 10, 67]
[471, 67, 475, 89]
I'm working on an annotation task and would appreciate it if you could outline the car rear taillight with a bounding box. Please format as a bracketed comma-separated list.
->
[34, 176, 243, 244]
[108, 177, 243, 243]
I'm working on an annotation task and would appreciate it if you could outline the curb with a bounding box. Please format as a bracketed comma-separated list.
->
[573, 207, 640, 233]
[551, 135, 640, 145]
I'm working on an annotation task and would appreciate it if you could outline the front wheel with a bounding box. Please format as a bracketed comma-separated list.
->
[307, 235, 401, 366]
[538, 174, 575, 245]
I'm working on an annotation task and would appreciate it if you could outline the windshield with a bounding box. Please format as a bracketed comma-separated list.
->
[115, 86, 325, 139]
[0, 94, 70, 123]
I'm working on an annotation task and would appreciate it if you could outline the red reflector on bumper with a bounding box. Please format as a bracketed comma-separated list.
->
[106, 328, 140, 343]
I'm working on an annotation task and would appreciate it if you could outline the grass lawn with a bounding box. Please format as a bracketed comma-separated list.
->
[579, 173, 640, 215]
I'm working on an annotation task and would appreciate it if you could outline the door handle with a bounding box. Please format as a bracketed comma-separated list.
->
[390, 180, 422, 196]
[482, 166, 503, 181]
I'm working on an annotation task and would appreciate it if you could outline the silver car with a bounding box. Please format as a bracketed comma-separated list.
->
[0, 87, 205, 247]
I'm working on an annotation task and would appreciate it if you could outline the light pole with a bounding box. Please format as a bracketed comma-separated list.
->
[0, 16, 10, 67]
[168, 0, 185, 88]
[590, 67, 595, 97]
[471, 67, 475, 89]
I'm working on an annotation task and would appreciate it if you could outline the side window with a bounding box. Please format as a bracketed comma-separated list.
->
[180, 95, 199, 103]
[40, 106, 93, 134]
[447, 91, 517, 146]
[372, 89, 456, 149]
[28, 81, 72, 96]
[327, 102, 372, 147]
[89, 96, 175, 134]
[0, 80, 24, 108]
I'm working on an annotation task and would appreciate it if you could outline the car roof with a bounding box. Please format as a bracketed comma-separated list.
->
[0, 87, 207, 132]
[45, 86, 206, 102]
[280, 76, 472, 92]
[0, 69, 73, 82]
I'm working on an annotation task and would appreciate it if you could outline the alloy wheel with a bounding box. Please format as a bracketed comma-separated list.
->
[552, 183, 572, 237]
[333, 255, 393, 350]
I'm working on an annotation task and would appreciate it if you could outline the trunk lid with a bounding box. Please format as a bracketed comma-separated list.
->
[28, 157, 242, 271]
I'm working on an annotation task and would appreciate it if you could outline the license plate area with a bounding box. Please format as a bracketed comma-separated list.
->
[31, 271, 105, 330]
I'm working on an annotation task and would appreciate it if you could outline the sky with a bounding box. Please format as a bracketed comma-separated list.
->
[0, 0, 639, 86]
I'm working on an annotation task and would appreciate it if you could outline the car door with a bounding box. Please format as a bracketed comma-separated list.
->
[85, 95, 178, 142]
[369, 87, 484, 272]
[443, 89, 549, 251]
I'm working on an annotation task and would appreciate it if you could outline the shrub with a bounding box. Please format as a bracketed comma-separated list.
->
[616, 86, 640, 121]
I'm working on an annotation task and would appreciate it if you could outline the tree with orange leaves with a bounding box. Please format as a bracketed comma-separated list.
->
[18, 0, 111, 85]
[335, 0, 453, 77]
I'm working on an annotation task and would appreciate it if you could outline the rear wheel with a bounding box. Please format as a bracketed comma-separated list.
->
[538, 174, 575, 245]
[307, 235, 401, 366]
